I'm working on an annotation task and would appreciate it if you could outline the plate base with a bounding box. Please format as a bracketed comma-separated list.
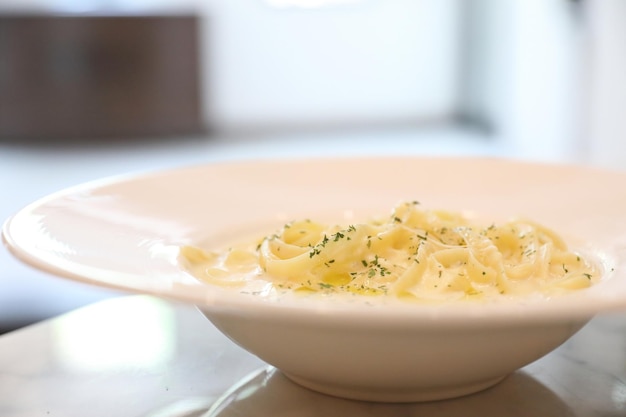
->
[283, 372, 507, 403]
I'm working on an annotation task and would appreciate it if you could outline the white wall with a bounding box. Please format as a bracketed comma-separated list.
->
[462, 0, 584, 163]
[583, 0, 626, 171]
[508, 0, 584, 162]
[198, 0, 464, 133]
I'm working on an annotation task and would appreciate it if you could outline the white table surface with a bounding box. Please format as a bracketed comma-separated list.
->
[1, 294, 625, 417]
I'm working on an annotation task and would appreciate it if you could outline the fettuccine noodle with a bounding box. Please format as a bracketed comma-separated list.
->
[180, 201, 598, 302]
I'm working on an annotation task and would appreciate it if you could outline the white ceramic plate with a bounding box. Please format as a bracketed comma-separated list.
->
[4, 156, 626, 319]
[4, 157, 626, 401]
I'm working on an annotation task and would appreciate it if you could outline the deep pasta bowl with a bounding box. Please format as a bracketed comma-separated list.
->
[3, 157, 626, 402]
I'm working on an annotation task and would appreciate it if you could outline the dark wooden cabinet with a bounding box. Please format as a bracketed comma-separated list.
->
[0, 14, 203, 140]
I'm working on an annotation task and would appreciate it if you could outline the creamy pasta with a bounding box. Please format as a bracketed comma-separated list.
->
[180, 201, 599, 302]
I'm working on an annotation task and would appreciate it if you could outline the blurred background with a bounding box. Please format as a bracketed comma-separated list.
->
[1, 0, 625, 333]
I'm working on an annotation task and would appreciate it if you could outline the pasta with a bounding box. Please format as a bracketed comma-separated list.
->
[180, 201, 599, 302]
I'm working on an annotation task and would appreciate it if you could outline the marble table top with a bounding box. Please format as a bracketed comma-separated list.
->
[1, 295, 625, 417]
